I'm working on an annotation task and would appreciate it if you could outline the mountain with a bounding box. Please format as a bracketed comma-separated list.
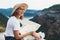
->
[30, 4, 60, 40]
[24, 9, 38, 17]
[30, 4, 60, 24]
[0, 8, 13, 16]
[48, 4, 60, 11]
[0, 8, 38, 17]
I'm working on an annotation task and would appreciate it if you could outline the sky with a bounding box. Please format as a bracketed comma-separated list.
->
[0, 0, 60, 10]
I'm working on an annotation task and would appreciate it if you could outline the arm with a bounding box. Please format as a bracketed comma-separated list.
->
[13, 30, 33, 39]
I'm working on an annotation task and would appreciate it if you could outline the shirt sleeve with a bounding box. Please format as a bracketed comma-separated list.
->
[12, 20, 20, 30]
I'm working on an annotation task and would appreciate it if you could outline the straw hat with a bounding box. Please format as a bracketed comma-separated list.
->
[11, 3, 28, 15]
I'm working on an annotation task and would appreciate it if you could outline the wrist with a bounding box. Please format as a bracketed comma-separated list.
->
[30, 31, 34, 36]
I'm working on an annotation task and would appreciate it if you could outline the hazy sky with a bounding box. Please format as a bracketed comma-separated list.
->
[0, 0, 60, 10]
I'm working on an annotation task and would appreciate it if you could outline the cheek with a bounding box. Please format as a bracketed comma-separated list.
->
[21, 13, 23, 16]
[19, 13, 23, 16]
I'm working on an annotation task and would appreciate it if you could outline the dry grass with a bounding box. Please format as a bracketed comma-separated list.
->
[0, 26, 5, 32]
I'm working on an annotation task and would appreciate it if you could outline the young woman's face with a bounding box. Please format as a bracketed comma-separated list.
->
[16, 7, 25, 17]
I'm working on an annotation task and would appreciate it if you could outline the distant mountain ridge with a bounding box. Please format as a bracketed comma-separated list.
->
[0, 8, 13, 16]
[0, 8, 38, 17]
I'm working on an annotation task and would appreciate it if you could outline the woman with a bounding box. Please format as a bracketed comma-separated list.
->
[4, 3, 41, 40]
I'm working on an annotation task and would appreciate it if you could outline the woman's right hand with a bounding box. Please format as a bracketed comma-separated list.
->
[31, 31, 41, 40]
[30, 31, 35, 36]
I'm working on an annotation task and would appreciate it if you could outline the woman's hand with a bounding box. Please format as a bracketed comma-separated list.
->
[31, 31, 41, 40]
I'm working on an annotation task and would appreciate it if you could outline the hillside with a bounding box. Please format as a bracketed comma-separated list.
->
[30, 4, 60, 40]
[0, 13, 8, 27]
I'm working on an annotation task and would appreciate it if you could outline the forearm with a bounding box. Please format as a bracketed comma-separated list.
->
[19, 31, 32, 38]
[14, 30, 33, 39]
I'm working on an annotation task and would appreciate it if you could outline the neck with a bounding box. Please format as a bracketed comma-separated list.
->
[15, 15, 20, 19]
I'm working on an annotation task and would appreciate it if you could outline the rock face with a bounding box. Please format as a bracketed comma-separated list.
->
[30, 4, 60, 40]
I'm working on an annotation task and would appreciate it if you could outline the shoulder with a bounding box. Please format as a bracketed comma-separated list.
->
[7, 16, 18, 24]
[9, 16, 18, 21]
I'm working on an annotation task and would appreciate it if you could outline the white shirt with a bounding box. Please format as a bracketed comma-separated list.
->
[4, 16, 21, 37]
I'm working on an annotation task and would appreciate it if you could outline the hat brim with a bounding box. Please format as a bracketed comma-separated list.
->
[11, 3, 28, 16]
